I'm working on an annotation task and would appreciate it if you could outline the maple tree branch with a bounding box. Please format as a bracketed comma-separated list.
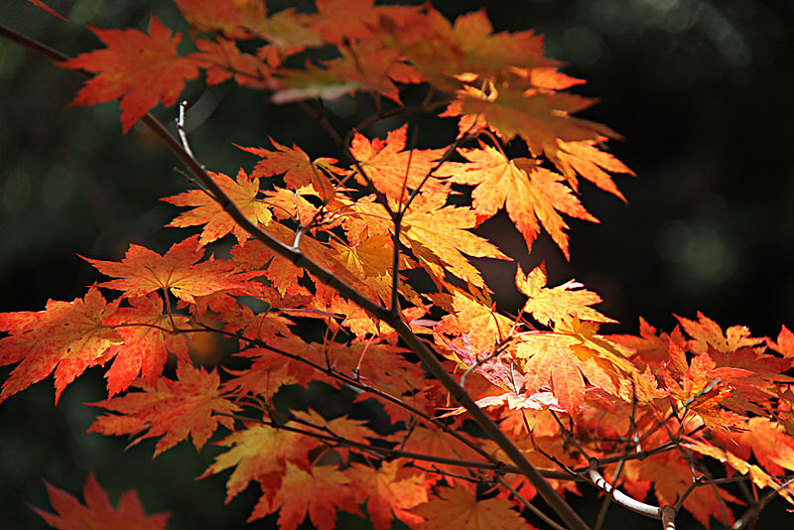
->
[175, 100, 198, 162]
[585, 468, 662, 519]
[215, 411, 577, 481]
[3, 24, 592, 530]
[116, 317, 507, 469]
[661, 505, 676, 530]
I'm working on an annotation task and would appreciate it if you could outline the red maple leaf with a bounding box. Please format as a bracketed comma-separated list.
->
[85, 235, 252, 304]
[32, 472, 170, 530]
[88, 362, 239, 456]
[0, 286, 121, 403]
[264, 462, 360, 530]
[349, 460, 428, 530]
[60, 16, 199, 132]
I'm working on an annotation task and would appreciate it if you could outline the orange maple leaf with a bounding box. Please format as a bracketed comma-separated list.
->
[441, 145, 597, 257]
[401, 192, 509, 287]
[85, 235, 251, 304]
[103, 294, 190, 396]
[625, 452, 740, 527]
[0, 286, 121, 403]
[348, 125, 447, 205]
[88, 362, 238, 456]
[414, 485, 533, 530]
[188, 37, 273, 88]
[516, 320, 635, 414]
[433, 283, 514, 355]
[682, 437, 790, 497]
[379, 7, 550, 92]
[516, 265, 615, 327]
[200, 423, 315, 502]
[516, 331, 586, 414]
[262, 462, 360, 529]
[454, 82, 617, 157]
[547, 138, 634, 198]
[727, 417, 794, 476]
[32, 473, 170, 530]
[309, 0, 388, 44]
[163, 169, 272, 245]
[239, 139, 342, 201]
[349, 460, 428, 530]
[349, 191, 508, 288]
[768, 325, 794, 358]
[676, 312, 765, 355]
[60, 16, 199, 132]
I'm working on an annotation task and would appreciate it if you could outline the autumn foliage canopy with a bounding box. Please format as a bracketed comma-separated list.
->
[4, 1, 794, 529]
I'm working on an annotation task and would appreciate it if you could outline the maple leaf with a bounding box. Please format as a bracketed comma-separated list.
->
[239, 139, 342, 201]
[676, 312, 765, 355]
[414, 486, 532, 530]
[274, 39, 422, 105]
[379, 7, 551, 92]
[547, 138, 634, 198]
[32, 473, 170, 530]
[433, 283, 514, 355]
[515, 320, 635, 414]
[88, 362, 238, 456]
[308, 0, 400, 44]
[438, 145, 597, 258]
[401, 426, 493, 481]
[59, 16, 199, 132]
[103, 294, 190, 396]
[85, 235, 251, 304]
[349, 460, 428, 530]
[291, 409, 378, 457]
[516, 332, 586, 414]
[163, 169, 272, 245]
[453, 82, 618, 159]
[400, 193, 509, 287]
[516, 265, 615, 327]
[0, 286, 121, 403]
[348, 125, 447, 204]
[172, 0, 264, 39]
[768, 325, 794, 358]
[661, 352, 753, 435]
[188, 38, 273, 88]
[200, 423, 315, 502]
[263, 462, 359, 529]
[732, 417, 794, 476]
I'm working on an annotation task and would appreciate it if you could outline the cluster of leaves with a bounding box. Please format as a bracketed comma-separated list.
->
[6, 1, 794, 528]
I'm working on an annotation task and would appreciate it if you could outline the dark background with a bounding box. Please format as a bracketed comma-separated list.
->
[1, 0, 793, 528]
